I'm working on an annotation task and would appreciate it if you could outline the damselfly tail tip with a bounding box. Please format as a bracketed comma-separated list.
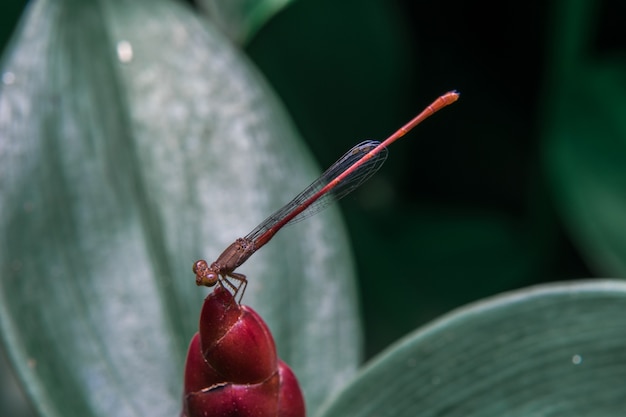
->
[446, 90, 460, 101]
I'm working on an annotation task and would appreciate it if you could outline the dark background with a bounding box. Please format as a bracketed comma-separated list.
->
[243, 0, 625, 357]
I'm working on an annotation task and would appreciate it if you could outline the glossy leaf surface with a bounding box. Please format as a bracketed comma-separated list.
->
[317, 280, 626, 417]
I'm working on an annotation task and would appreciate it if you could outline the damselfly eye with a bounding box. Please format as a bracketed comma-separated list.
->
[193, 260, 219, 287]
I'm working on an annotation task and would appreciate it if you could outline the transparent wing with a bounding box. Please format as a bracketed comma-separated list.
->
[245, 140, 387, 242]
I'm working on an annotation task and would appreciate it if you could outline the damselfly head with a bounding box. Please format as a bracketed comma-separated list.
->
[193, 259, 219, 287]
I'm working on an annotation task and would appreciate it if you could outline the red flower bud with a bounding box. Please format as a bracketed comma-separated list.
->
[185, 373, 280, 417]
[199, 289, 277, 384]
[181, 287, 305, 417]
[183, 332, 223, 394]
[276, 361, 306, 417]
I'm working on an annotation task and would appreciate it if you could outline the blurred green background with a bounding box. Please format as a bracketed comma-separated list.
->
[2, 0, 626, 415]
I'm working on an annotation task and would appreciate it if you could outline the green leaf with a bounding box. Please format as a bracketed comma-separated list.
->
[316, 280, 626, 417]
[0, 350, 36, 417]
[542, 0, 626, 278]
[0, 1, 360, 416]
[544, 63, 626, 277]
[197, 0, 297, 45]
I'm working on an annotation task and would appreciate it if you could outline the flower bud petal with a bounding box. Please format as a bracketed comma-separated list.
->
[277, 361, 306, 417]
[202, 304, 277, 383]
[183, 332, 223, 394]
[184, 372, 280, 417]
[199, 286, 242, 345]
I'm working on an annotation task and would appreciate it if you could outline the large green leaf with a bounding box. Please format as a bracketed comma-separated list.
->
[0, 1, 360, 416]
[316, 280, 626, 416]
